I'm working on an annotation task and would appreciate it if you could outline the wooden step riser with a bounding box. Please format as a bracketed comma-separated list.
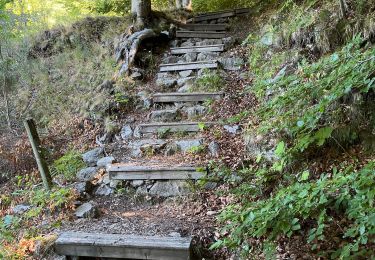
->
[153, 93, 223, 103]
[170, 45, 224, 55]
[160, 61, 217, 72]
[55, 232, 193, 260]
[179, 24, 227, 31]
[190, 11, 235, 22]
[176, 31, 226, 39]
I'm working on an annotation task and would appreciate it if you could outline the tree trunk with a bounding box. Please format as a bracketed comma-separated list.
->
[132, 0, 152, 27]
[339, 0, 348, 18]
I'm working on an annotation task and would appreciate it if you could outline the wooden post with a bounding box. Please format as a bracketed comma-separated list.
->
[24, 119, 52, 190]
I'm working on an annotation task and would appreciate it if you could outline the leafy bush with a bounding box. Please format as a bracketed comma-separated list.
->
[254, 37, 375, 154]
[214, 162, 375, 258]
[53, 150, 85, 180]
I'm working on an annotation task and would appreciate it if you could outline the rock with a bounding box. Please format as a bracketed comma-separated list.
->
[184, 105, 207, 119]
[110, 180, 120, 188]
[204, 182, 217, 190]
[102, 173, 110, 185]
[149, 109, 178, 122]
[208, 141, 220, 157]
[131, 180, 144, 188]
[224, 125, 240, 134]
[137, 91, 152, 109]
[219, 57, 244, 71]
[180, 40, 195, 47]
[177, 85, 192, 93]
[74, 181, 94, 196]
[136, 186, 149, 196]
[223, 37, 236, 50]
[75, 202, 99, 218]
[197, 51, 219, 61]
[95, 184, 113, 196]
[77, 167, 98, 181]
[169, 40, 179, 48]
[177, 77, 195, 87]
[130, 71, 142, 80]
[179, 70, 193, 78]
[164, 142, 179, 156]
[156, 78, 177, 88]
[82, 147, 104, 167]
[97, 156, 115, 168]
[260, 32, 274, 46]
[133, 126, 141, 138]
[245, 134, 277, 163]
[183, 52, 197, 62]
[175, 139, 203, 153]
[149, 181, 190, 197]
[128, 139, 167, 157]
[121, 125, 133, 140]
[196, 39, 223, 46]
[268, 63, 297, 84]
[162, 56, 179, 64]
[12, 204, 31, 214]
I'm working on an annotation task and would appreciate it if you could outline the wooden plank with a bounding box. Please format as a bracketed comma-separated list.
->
[235, 8, 251, 15]
[179, 23, 227, 31]
[55, 232, 192, 260]
[176, 30, 226, 39]
[24, 119, 52, 190]
[192, 11, 235, 22]
[153, 92, 223, 103]
[160, 61, 217, 72]
[170, 44, 224, 54]
[139, 122, 215, 134]
[109, 165, 204, 180]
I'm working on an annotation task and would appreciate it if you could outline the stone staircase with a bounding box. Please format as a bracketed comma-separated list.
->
[55, 8, 249, 260]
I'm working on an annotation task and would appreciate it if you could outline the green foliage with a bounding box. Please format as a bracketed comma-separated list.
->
[195, 69, 224, 92]
[215, 162, 375, 258]
[53, 150, 85, 180]
[254, 37, 375, 153]
[187, 145, 206, 154]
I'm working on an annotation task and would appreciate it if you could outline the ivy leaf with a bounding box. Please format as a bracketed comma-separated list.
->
[314, 127, 333, 146]
[275, 141, 285, 157]
[300, 170, 310, 181]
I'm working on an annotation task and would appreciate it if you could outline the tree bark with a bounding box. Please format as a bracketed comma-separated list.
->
[115, 29, 157, 77]
[339, 0, 348, 18]
[132, 0, 152, 27]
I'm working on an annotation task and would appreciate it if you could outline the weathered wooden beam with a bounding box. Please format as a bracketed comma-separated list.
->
[235, 8, 251, 15]
[24, 119, 52, 190]
[109, 165, 204, 180]
[139, 122, 215, 134]
[55, 232, 193, 260]
[160, 61, 217, 72]
[170, 44, 224, 54]
[179, 23, 227, 31]
[153, 92, 223, 103]
[190, 11, 235, 22]
[176, 30, 226, 39]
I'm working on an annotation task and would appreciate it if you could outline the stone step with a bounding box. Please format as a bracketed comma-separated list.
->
[170, 44, 224, 54]
[176, 30, 226, 39]
[179, 23, 227, 31]
[160, 60, 218, 72]
[109, 165, 205, 180]
[153, 92, 223, 103]
[55, 232, 193, 260]
[139, 122, 215, 135]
